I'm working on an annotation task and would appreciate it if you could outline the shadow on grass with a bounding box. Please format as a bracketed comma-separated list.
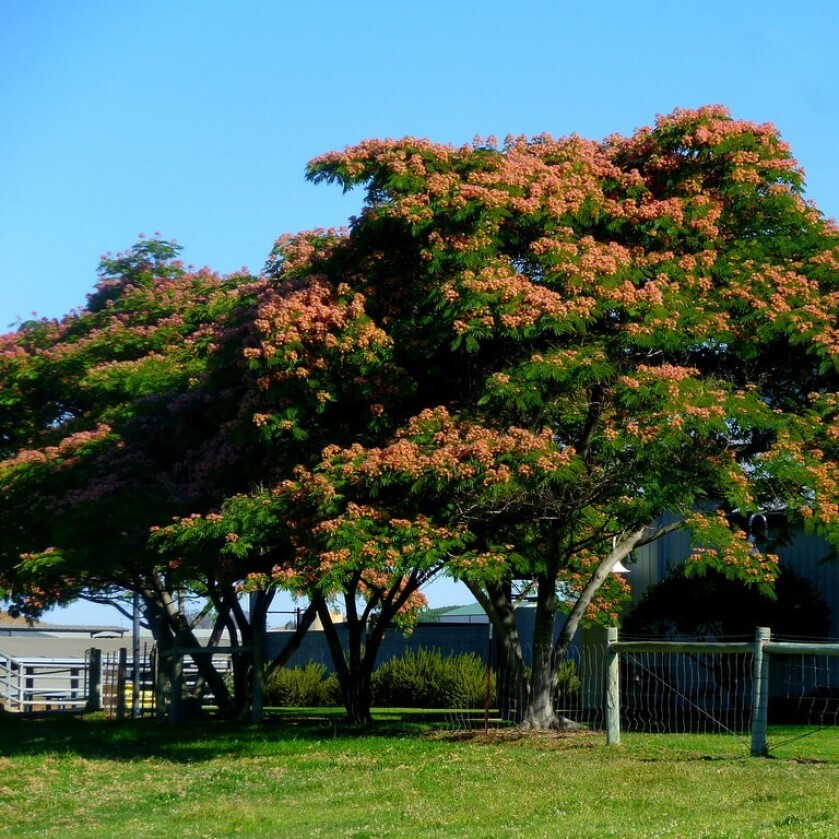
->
[5, 710, 833, 765]
[0, 708, 468, 764]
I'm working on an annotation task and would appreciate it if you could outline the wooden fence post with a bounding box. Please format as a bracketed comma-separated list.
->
[750, 626, 771, 757]
[605, 626, 620, 745]
[86, 648, 102, 712]
[115, 648, 128, 720]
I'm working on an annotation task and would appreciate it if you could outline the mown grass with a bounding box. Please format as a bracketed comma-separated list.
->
[0, 711, 836, 838]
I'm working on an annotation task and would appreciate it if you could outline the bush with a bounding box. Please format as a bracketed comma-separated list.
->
[553, 658, 582, 706]
[263, 662, 340, 707]
[372, 648, 491, 709]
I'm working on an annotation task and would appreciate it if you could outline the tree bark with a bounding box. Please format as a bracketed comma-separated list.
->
[466, 524, 684, 730]
[314, 594, 374, 724]
[520, 573, 564, 729]
[315, 573, 426, 725]
[552, 523, 682, 659]
[144, 575, 238, 717]
[465, 578, 530, 722]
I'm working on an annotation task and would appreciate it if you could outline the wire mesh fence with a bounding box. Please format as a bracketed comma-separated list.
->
[770, 648, 839, 726]
[6, 624, 838, 762]
[617, 645, 754, 736]
[440, 628, 838, 759]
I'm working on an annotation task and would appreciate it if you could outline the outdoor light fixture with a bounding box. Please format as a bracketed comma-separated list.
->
[610, 536, 631, 574]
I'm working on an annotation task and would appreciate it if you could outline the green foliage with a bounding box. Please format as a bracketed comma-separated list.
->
[371, 648, 491, 709]
[553, 658, 582, 705]
[5, 108, 839, 727]
[263, 662, 340, 707]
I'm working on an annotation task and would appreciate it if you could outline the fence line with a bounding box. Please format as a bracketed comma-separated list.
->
[4, 625, 837, 761]
[0, 643, 239, 721]
[606, 626, 839, 756]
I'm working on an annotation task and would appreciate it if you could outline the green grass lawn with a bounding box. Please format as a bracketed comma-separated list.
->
[0, 712, 836, 838]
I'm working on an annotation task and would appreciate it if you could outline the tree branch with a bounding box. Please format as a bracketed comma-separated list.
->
[553, 520, 684, 658]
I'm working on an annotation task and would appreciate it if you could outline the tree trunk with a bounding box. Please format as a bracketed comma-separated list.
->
[314, 595, 375, 724]
[465, 525, 683, 731]
[519, 574, 572, 730]
[247, 589, 273, 723]
[527, 526, 678, 729]
[342, 668, 374, 725]
[465, 578, 530, 722]
[315, 574, 426, 726]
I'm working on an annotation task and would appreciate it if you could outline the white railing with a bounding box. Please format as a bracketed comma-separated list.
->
[0, 653, 89, 712]
[0, 644, 236, 719]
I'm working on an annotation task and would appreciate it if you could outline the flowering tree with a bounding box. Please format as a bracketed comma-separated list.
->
[0, 234, 443, 722]
[3, 107, 838, 731]
[153, 484, 471, 723]
[269, 106, 838, 728]
[0, 239, 272, 713]
[150, 243, 463, 722]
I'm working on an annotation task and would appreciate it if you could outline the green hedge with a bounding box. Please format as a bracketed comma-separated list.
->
[264, 649, 493, 709]
[263, 662, 340, 707]
[264, 652, 578, 711]
[372, 648, 491, 709]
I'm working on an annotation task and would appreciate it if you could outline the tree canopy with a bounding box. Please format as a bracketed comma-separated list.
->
[2, 106, 839, 727]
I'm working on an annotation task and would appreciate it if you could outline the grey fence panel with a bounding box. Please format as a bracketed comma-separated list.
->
[265, 624, 491, 673]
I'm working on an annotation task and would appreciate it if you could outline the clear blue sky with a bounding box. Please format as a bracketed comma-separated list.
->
[2, 0, 837, 624]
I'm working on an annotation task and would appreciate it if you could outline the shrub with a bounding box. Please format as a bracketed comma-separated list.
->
[372, 648, 491, 709]
[553, 658, 582, 706]
[263, 662, 340, 707]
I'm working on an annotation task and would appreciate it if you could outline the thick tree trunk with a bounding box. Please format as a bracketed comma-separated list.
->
[342, 669, 374, 725]
[519, 574, 577, 730]
[529, 525, 679, 729]
[245, 589, 273, 723]
[465, 578, 530, 722]
[468, 575, 580, 729]
[143, 594, 178, 723]
[466, 525, 683, 731]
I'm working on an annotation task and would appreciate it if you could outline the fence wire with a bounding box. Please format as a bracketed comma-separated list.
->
[770, 651, 839, 727]
[441, 630, 838, 762]
[620, 649, 754, 736]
